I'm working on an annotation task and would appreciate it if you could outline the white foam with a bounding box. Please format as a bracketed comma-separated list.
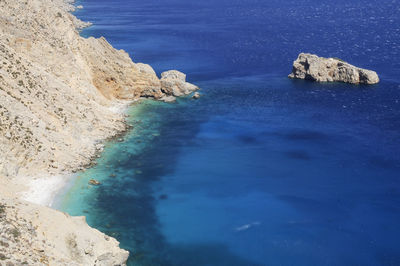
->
[235, 221, 261, 232]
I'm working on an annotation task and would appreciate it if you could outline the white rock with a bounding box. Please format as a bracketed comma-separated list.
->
[160, 70, 199, 97]
[192, 92, 201, 99]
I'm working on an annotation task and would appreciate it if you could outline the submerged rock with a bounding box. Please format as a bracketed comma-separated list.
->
[159, 194, 168, 200]
[160, 70, 199, 97]
[89, 179, 101, 186]
[288, 53, 379, 84]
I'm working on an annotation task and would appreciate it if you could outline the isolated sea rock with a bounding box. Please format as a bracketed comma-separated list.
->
[288, 53, 379, 84]
[192, 92, 201, 99]
[160, 70, 199, 97]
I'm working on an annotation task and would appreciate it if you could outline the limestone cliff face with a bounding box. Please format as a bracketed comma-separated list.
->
[288, 53, 379, 84]
[0, 0, 198, 178]
[0, 0, 199, 264]
[80, 37, 164, 100]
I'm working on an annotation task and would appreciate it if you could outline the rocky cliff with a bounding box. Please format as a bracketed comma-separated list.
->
[0, 195, 129, 265]
[0, 0, 199, 264]
[288, 53, 379, 84]
[0, 0, 198, 179]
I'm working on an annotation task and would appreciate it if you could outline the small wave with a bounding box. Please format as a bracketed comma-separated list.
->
[235, 221, 261, 232]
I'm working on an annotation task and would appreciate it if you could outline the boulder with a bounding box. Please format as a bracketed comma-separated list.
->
[160, 70, 199, 97]
[192, 92, 201, 99]
[288, 53, 379, 84]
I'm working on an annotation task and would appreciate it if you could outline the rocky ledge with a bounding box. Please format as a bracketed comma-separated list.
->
[288, 53, 379, 84]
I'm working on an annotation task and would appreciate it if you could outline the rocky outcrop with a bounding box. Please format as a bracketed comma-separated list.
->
[80, 37, 165, 100]
[288, 53, 379, 84]
[192, 92, 201, 99]
[0, 196, 128, 265]
[160, 70, 200, 98]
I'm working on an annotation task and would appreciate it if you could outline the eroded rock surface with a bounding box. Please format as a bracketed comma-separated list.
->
[0, 0, 199, 179]
[288, 53, 379, 84]
[160, 70, 200, 97]
[0, 196, 128, 266]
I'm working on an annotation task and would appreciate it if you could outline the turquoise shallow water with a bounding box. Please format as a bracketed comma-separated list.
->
[57, 0, 400, 265]
[57, 100, 165, 219]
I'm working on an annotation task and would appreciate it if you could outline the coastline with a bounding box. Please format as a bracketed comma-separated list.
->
[1, 0, 397, 264]
[26, 98, 136, 208]
[0, 0, 199, 263]
[16, 99, 134, 208]
[0, 97, 134, 264]
[0, 0, 134, 259]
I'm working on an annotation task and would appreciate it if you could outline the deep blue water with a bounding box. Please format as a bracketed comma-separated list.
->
[59, 0, 400, 265]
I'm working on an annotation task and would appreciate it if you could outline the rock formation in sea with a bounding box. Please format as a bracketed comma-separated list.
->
[0, 0, 199, 264]
[192, 92, 201, 99]
[160, 70, 200, 101]
[288, 53, 379, 84]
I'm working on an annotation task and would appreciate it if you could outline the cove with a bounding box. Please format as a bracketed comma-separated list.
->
[58, 0, 400, 265]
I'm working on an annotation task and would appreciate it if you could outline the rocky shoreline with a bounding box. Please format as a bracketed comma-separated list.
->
[0, 0, 199, 265]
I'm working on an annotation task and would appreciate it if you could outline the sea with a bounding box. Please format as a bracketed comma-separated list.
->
[56, 0, 400, 265]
